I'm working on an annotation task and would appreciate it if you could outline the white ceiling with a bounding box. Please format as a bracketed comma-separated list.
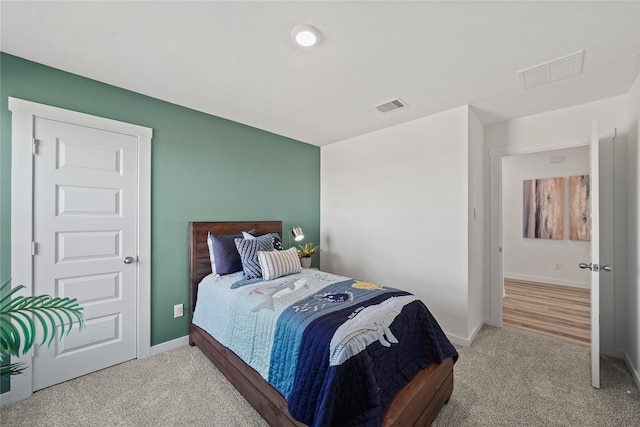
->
[1, 1, 639, 146]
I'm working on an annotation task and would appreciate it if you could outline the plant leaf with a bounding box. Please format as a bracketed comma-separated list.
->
[0, 282, 26, 311]
[0, 316, 22, 356]
[9, 312, 34, 354]
[0, 280, 84, 355]
[0, 360, 28, 379]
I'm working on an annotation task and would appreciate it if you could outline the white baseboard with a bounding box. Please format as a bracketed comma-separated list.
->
[150, 335, 190, 356]
[445, 333, 470, 347]
[504, 273, 590, 289]
[445, 321, 484, 348]
[624, 352, 640, 391]
[467, 320, 483, 343]
[0, 388, 20, 406]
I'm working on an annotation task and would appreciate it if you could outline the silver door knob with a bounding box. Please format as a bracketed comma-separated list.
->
[123, 256, 135, 264]
[579, 262, 592, 270]
[602, 265, 612, 272]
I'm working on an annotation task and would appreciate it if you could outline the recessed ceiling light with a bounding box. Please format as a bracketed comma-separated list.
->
[291, 24, 322, 47]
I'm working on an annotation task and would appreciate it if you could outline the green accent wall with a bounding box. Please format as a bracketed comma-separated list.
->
[0, 53, 320, 350]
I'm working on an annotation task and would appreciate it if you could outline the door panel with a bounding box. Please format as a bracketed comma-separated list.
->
[57, 185, 122, 216]
[32, 117, 138, 390]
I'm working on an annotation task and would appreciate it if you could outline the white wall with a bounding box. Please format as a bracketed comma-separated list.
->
[485, 95, 629, 357]
[626, 74, 640, 387]
[320, 89, 635, 359]
[502, 146, 590, 288]
[321, 105, 474, 343]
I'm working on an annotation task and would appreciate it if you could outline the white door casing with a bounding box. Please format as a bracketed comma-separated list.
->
[589, 122, 601, 388]
[7, 97, 151, 403]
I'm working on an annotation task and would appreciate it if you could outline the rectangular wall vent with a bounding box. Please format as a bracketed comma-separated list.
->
[517, 50, 584, 89]
[375, 98, 408, 113]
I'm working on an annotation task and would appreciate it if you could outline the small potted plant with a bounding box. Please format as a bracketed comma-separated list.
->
[297, 243, 319, 268]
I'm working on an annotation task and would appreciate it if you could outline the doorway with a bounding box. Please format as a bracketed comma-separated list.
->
[500, 147, 591, 346]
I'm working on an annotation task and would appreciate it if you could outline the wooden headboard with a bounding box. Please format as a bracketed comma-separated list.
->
[188, 221, 282, 319]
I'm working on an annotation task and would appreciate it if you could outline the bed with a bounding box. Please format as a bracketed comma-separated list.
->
[189, 221, 457, 426]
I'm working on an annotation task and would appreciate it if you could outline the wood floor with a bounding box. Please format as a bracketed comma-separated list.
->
[502, 278, 590, 347]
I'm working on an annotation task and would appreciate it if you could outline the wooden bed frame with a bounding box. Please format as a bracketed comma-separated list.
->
[189, 221, 454, 426]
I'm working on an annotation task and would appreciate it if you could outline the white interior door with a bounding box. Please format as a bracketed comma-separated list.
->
[588, 122, 601, 389]
[32, 117, 138, 390]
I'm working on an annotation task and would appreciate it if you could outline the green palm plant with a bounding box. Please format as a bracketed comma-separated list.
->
[0, 279, 84, 380]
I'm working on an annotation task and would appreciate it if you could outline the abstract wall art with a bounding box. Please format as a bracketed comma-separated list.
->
[523, 177, 564, 240]
[569, 175, 591, 241]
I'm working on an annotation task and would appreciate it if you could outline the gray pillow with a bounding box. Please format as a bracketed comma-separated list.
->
[234, 234, 274, 279]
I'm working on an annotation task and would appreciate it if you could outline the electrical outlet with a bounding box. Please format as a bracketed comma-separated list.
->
[173, 303, 183, 318]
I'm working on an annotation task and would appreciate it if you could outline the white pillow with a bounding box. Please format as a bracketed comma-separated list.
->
[207, 232, 217, 275]
[258, 247, 301, 281]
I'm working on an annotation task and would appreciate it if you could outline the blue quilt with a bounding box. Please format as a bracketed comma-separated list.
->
[192, 270, 458, 427]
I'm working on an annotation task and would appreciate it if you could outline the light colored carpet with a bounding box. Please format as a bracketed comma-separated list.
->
[1, 326, 639, 426]
[433, 326, 639, 426]
[1, 345, 268, 427]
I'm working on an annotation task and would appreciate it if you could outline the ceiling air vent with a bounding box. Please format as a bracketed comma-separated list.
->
[375, 98, 408, 114]
[517, 50, 584, 89]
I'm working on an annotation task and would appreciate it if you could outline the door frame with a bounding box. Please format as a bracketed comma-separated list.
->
[487, 141, 592, 327]
[6, 97, 152, 403]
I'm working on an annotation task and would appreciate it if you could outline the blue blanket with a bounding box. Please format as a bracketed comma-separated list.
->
[192, 270, 458, 427]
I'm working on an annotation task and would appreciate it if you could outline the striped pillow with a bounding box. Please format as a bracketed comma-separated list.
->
[234, 235, 274, 279]
[258, 248, 301, 281]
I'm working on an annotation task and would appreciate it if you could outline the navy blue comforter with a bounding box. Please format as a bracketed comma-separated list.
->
[268, 278, 458, 426]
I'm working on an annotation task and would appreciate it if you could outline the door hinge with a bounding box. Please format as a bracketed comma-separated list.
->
[31, 242, 38, 256]
[32, 138, 39, 155]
